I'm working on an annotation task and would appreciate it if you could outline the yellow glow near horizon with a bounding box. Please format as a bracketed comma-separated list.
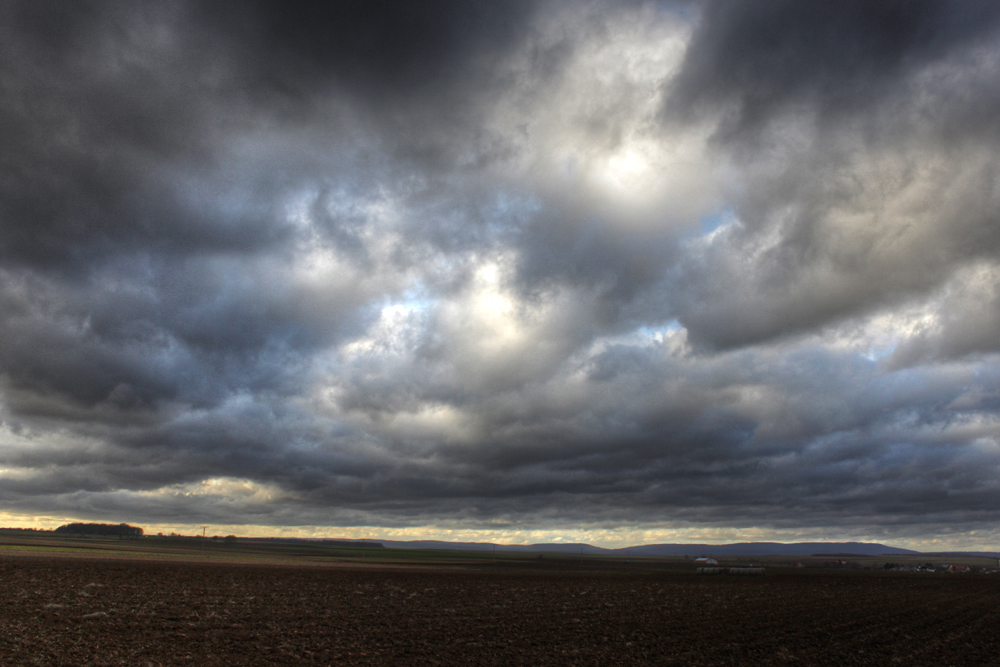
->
[0, 512, 81, 530]
[2, 511, 997, 553]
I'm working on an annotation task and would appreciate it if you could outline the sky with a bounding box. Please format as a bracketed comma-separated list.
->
[1, 0, 1000, 550]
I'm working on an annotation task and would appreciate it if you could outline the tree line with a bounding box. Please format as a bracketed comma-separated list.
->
[53, 522, 144, 538]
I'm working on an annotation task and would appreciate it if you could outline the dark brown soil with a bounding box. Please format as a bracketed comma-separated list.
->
[2, 557, 998, 666]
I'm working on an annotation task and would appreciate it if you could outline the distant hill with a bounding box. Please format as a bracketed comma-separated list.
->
[238, 537, 384, 548]
[378, 540, 603, 553]
[616, 542, 919, 556]
[378, 540, 919, 556]
[921, 551, 1000, 558]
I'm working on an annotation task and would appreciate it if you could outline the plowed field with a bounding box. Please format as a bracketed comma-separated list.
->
[2, 557, 999, 666]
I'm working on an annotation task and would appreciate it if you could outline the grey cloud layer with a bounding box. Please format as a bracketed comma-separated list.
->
[1, 0, 999, 541]
[666, 0, 1000, 350]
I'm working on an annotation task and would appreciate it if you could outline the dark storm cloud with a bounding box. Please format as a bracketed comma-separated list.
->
[0, 0, 554, 509]
[1, 0, 999, 545]
[1, 2, 262, 264]
[0, 0, 538, 271]
[201, 0, 540, 95]
[662, 0, 1000, 353]
[0, 0, 433, 417]
[667, 0, 1000, 140]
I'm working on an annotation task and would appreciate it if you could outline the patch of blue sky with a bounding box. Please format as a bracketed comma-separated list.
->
[698, 206, 736, 236]
[637, 320, 683, 338]
[490, 190, 541, 217]
[587, 320, 683, 352]
[395, 286, 436, 313]
[486, 190, 541, 235]
[655, 0, 695, 20]
[862, 343, 897, 362]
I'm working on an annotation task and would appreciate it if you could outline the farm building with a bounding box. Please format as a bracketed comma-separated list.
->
[694, 557, 718, 565]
